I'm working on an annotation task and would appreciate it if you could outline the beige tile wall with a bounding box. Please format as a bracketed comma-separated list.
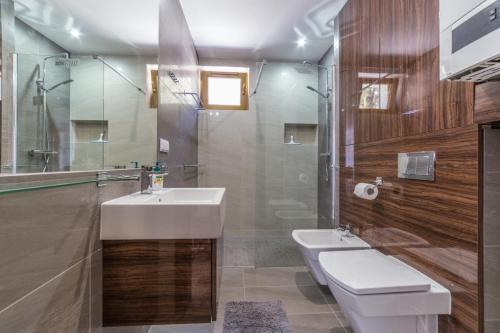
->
[198, 59, 319, 268]
[0, 170, 141, 333]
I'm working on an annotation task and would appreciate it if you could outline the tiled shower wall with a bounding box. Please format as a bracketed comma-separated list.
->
[198, 60, 319, 268]
[1, 0, 16, 173]
[484, 128, 500, 333]
[254, 63, 318, 267]
[0, 170, 141, 333]
[198, 59, 258, 268]
[13, 19, 72, 173]
[3, 19, 70, 173]
[70, 55, 157, 171]
[157, 0, 199, 188]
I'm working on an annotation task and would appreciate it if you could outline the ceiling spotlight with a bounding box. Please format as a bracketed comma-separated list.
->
[70, 28, 81, 38]
[296, 38, 307, 48]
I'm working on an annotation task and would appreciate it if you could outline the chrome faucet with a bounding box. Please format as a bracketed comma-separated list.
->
[140, 168, 153, 194]
[338, 223, 354, 238]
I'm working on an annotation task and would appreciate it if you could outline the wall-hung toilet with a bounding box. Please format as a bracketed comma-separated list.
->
[318, 250, 451, 333]
[292, 229, 371, 285]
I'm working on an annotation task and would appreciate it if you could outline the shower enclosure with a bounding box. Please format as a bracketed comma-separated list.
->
[253, 61, 334, 267]
[15, 53, 104, 173]
[13, 53, 156, 173]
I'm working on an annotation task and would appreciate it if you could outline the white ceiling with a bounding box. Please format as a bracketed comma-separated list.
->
[179, 0, 345, 62]
[14, 0, 345, 61]
[14, 0, 160, 55]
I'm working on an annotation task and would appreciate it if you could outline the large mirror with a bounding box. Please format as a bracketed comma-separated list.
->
[0, 0, 159, 173]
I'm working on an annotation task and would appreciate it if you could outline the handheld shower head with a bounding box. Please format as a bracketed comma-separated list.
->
[46, 79, 74, 92]
[303, 60, 330, 71]
[307, 86, 330, 99]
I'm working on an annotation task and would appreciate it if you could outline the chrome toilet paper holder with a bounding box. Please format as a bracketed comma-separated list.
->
[373, 177, 384, 187]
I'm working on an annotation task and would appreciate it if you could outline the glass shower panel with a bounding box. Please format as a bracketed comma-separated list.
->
[14, 54, 104, 173]
[69, 56, 105, 171]
[254, 62, 319, 267]
[317, 49, 335, 230]
[101, 56, 157, 170]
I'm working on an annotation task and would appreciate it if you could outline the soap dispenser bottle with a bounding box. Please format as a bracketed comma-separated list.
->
[150, 162, 164, 192]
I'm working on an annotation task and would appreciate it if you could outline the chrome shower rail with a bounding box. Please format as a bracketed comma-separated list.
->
[250, 59, 267, 96]
[93, 55, 146, 95]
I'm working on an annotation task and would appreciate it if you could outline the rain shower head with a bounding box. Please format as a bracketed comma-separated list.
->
[307, 86, 330, 99]
[54, 57, 80, 67]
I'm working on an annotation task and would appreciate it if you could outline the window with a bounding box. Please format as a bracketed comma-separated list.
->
[201, 71, 248, 110]
[359, 83, 390, 110]
[358, 78, 397, 111]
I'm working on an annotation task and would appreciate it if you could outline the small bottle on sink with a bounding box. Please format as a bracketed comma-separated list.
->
[150, 162, 166, 192]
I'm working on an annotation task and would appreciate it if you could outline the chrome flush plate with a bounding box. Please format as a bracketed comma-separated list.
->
[398, 151, 436, 181]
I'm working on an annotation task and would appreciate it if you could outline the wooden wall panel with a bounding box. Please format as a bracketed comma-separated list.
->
[339, 125, 480, 332]
[474, 81, 500, 124]
[395, 0, 440, 137]
[337, 0, 481, 331]
[437, 80, 475, 128]
[103, 240, 214, 327]
[339, 0, 475, 146]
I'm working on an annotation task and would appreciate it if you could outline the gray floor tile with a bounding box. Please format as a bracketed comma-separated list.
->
[243, 266, 315, 287]
[149, 323, 214, 333]
[288, 313, 345, 333]
[244, 285, 333, 315]
[318, 285, 342, 313]
[220, 287, 245, 302]
[335, 311, 351, 328]
[221, 268, 244, 288]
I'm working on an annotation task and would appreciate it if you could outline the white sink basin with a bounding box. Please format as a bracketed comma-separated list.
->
[100, 188, 226, 240]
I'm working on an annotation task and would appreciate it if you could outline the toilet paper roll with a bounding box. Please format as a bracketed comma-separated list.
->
[354, 183, 379, 200]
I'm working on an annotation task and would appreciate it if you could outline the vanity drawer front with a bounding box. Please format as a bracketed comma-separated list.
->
[103, 239, 213, 326]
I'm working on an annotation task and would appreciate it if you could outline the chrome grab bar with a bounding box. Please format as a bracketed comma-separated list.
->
[163, 164, 204, 169]
[29, 149, 59, 156]
[174, 92, 205, 110]
[96, 172, 140, 187]
[183, 164, 201, 168]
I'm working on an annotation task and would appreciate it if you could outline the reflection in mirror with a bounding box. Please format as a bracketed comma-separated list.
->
[359, 83, 389, 110]
[1, 0, 159, 174]
[358, 73, 399, 111]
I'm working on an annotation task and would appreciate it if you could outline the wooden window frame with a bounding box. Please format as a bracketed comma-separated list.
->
[358, 78, 398, 112]
[200, 71, 249, 110]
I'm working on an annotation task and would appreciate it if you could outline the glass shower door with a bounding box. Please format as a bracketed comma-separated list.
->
[254, 62, 321, 267]
[14, 53, 104, 173]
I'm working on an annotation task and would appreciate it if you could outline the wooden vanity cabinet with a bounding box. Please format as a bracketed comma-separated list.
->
[102, 239, 221, 327]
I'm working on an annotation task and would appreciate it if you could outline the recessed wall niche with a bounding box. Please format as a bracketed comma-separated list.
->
[284, 123, 318, 145]
[71, 120, 109, 143]
[70, 120, 108, 171]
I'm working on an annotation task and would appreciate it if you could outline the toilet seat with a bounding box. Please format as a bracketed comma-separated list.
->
[319, 250, 431, 295]
[318, 250, 451, 333]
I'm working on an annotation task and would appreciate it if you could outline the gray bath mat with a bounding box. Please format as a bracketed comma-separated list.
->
[223, 300, 291, 333]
